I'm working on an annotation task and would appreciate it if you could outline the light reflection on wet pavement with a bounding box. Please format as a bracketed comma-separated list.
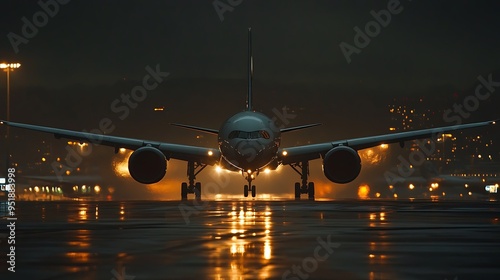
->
[1, 200, 500, 279]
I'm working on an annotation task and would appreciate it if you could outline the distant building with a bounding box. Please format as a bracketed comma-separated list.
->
[387, 96, 497, 173]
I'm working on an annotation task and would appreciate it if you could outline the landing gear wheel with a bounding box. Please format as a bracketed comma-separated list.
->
[183, 161, 207, 200]
[295, 182, 301, 199]
[181, 182, 188, 200]
[251, 185, 256, 198]
[290, 161, 314, 200]
[308, 182, 315, 199]
[244, 185, 249, 197]
[195, 182, 202, 198]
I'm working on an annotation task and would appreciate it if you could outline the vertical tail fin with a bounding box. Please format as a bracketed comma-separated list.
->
[246, 28, 253, 111]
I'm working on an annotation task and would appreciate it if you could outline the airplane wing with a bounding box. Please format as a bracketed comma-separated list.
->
[278, 120, 497, 165]
[0, 120, 220, 165]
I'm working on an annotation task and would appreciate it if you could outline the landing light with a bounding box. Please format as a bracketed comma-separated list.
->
[485, 185, 498, 194]
[282, 151, 288, 156]
[208, 150, 213, 156]
[247, 169, 252, 174]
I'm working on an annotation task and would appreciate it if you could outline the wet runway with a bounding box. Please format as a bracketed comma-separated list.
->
[1, 199, 500, 279]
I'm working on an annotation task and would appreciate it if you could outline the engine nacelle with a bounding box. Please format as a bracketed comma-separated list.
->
[322, 146, 361, 184]
[128, 146, 167, 184]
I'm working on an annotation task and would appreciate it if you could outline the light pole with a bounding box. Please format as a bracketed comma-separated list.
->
[1, 63, 21, 172]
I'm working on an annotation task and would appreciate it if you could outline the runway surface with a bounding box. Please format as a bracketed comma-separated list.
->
[1, 199, 500, 280]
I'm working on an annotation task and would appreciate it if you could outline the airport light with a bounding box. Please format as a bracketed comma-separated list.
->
[1, 62, 21, 174]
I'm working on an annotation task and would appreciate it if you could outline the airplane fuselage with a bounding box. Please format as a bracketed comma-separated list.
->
[218, 111, 281, 173]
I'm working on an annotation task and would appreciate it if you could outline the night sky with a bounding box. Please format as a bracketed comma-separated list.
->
[1, 0, 499, 199]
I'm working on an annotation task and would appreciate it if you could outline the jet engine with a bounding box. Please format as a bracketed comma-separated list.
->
[128, 146, 167, 184]
[322, 146, 361, 184]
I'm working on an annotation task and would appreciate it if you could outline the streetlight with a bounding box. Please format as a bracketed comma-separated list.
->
[1, 62, 21, 171]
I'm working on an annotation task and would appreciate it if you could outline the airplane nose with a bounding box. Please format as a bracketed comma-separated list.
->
[235, 140, 265, 162]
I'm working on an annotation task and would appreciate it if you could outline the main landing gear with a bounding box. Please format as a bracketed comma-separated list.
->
[290, 161, 315, 200]
[181, 161, 207, 200]
[243, 171, 257, 198]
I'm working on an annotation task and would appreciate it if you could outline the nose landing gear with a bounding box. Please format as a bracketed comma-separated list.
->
[243, 171, 257, 198]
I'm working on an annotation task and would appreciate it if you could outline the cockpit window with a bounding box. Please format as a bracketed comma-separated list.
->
[229, 130, 270, 139]
[260, 130, 270, 139]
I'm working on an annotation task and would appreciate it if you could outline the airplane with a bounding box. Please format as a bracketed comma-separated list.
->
[1, 28, 497, 200]
[21, 173, 106, 199]
[386, 161, 500, 198]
